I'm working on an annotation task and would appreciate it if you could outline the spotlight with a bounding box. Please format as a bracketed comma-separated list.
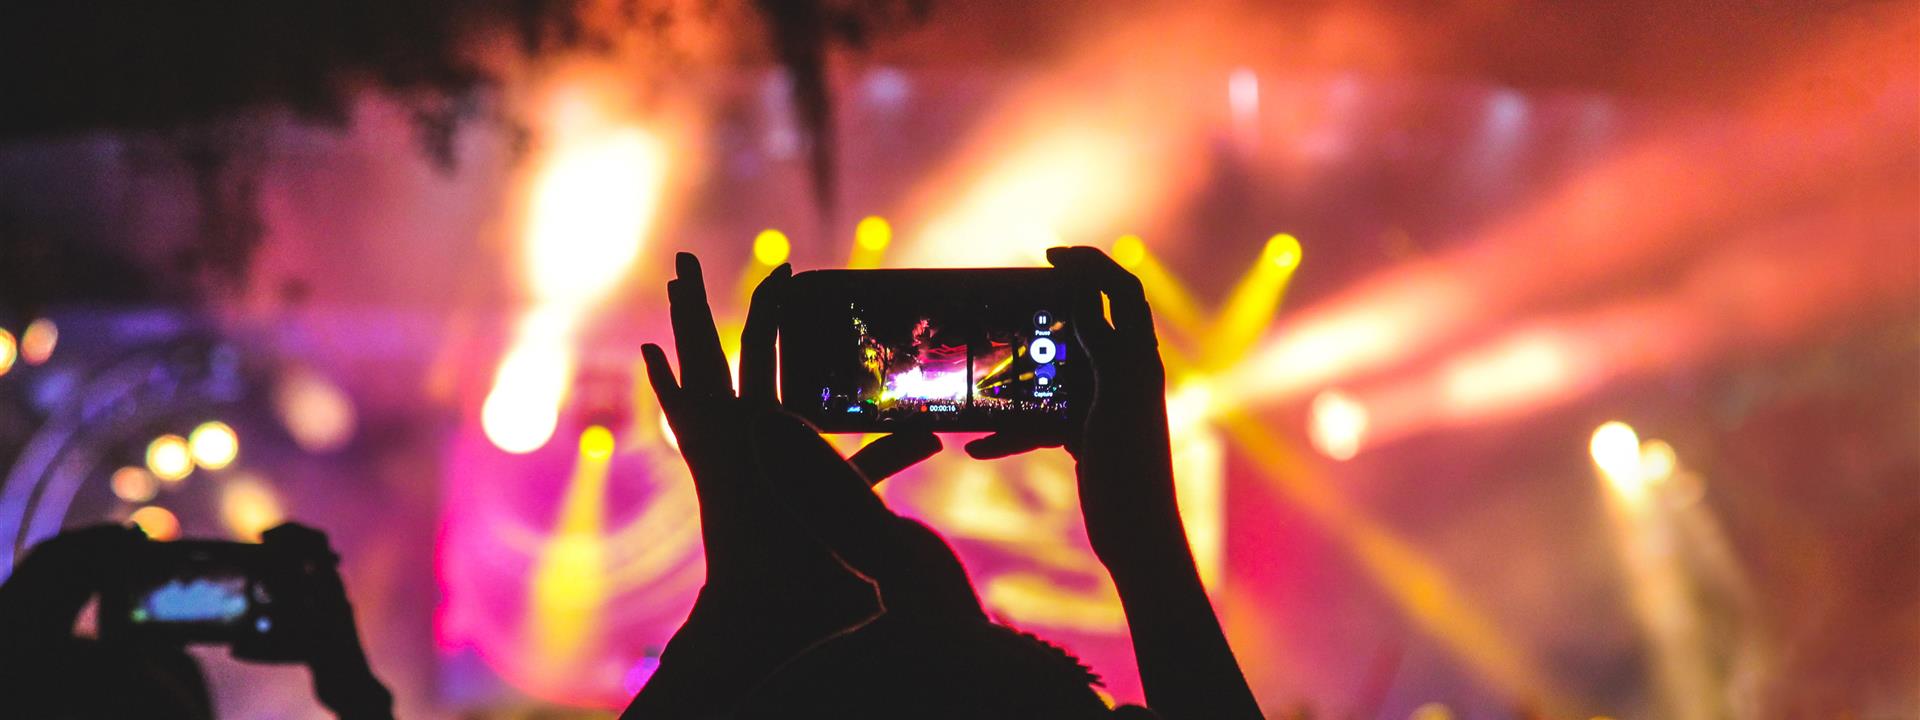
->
[146, 435, 193, 483]
[1263, 233, 1302, 270]
[1112, 234, 1147, 269]
[855, 216, 892, 251]
[1590, 421, 1647, 500]
[579, 425, 615, 460]
[753, 229, 791, 266]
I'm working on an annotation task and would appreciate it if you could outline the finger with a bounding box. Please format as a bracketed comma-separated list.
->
[751, 410, 899, 564]
[641, 343, 683, 415]
[751, 412, 982, 620]
[962, 431, 1063, 460]
[738, 263, 791, 403]
[669, 252, 733, 395]
[1048, 247, 1115, 356]
[878, 517, 985, 619]
[1050, 246, 1156, 347]
[848, 432, 942, 485]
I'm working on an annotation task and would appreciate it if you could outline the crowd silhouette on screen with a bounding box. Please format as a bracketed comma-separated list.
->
[0, 247, 1264, 719]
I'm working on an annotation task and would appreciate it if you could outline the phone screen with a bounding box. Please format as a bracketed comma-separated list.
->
[779, 269, 1074, 432]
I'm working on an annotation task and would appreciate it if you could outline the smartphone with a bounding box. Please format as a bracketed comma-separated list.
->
[778, 268, 1078, 432]
[99, 540, 280, 645]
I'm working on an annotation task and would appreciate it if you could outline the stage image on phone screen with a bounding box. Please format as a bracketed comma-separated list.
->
[780, 269, 1072, 431]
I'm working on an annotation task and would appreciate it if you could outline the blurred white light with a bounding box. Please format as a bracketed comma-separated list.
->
[1639, 439, 1677, 485]
[1309, 389, 1369, 461]
[1590, 421, 1648, 500]
[1228, 68, 1260, 120]
[480, 324, 568, 453]
[188, 421, 238, 470]
[524, 129, 666, 308]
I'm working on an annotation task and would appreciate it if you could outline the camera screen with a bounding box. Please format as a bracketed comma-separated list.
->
[129, 575, 251, 626]
[781, 269, 1072, 431]
[114, 542, 273, 638]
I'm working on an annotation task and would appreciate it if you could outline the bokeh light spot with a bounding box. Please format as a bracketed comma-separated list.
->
[129, 506, 180, 541]
[188, 421, 239, 470]
[146, 435, 193, 483]
[110, 467, 158, 503]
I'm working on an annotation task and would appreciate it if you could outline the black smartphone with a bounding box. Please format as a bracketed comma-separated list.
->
[778, 268, 1078, 432]
[99, 540, 281, 645]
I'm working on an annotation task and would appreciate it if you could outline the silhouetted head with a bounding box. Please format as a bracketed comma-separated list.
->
[737, 614, 1158, 719]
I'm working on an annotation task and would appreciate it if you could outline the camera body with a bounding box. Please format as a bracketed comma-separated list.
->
[98, 540, 293, 648]
[778, 268, 1082, 433]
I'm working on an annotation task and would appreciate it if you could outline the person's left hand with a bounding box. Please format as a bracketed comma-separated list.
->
[624, 253, 942, 718]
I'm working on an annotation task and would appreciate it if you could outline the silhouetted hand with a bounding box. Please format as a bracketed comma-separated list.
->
[623, 253, 942, 719]
[965, 246, 1263, 719]
[0, 524, 143, 651]
[231, 522, 393, 720]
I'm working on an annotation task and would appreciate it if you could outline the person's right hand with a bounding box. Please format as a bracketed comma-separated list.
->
[963, 246, 1182, 570]
[963, 246, 1263, 719]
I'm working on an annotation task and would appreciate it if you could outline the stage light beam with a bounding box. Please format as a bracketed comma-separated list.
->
[485, 97, 666, 455]
[528, 425, 616, 673]
[1206, 234, 1304, 367]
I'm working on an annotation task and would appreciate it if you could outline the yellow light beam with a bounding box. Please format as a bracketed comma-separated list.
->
[1217, 407, 1568, 711]
[527, 426, 616, 673]
[1205, 234, 1301, 368]
[1112, 235, 1209, 346]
